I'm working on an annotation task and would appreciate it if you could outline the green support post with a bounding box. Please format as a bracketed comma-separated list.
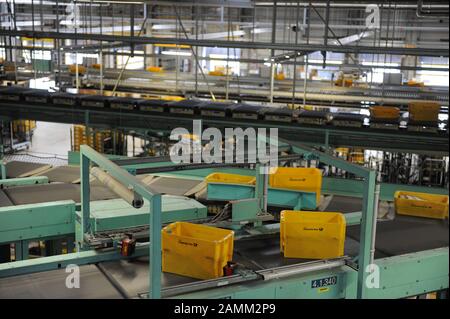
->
[357, 170, 377, 299]
[79, 145, 162, 299]
[14, 241, 29, 261]
[0, 143, 6, 179]
[284, 139, 377, 299]
[150, 194, 162, 299]
[255, 164, 264, 210]
[79, 152, 91, 250]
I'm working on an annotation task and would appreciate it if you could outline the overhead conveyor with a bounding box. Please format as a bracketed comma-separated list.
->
[0, 100, 447, 155]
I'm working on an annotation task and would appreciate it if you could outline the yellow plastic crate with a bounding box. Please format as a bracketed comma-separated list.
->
[68, 64, 86, 75]
[162, 222, 234, 279]
[269, 167, 322, 206]
[280, 211, 346, 259]
[205, 173, 256, 185]
[334, 78, 353, 87]
[274, 73, 285, 81]
[209, 70, 225, 76]
[91, 63, 102, 69]
[370, 106, 400, 120]
[408, 102, 441, 122]
[394, 191, 449, 220]
[161, 95, 185, 102]
[407, 80, 425, 87]
[146, 66, 164, 73]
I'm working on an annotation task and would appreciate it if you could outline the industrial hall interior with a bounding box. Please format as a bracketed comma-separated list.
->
[0, 0, 448, 300]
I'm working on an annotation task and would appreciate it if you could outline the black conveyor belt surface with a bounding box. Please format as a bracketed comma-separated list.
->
[325, 195, 362, 213]
[5, 161, 49, 178]
[3, 183, 118, 205]
[36, 166, 81, 183]
[146, 177, 203, 196]
[80, 235, 369, 298]
[347, 215, 449, 256]
[233, 234, 381, 270]
[0, 265, 123, 299]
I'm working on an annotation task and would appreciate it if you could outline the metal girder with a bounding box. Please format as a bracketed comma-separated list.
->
[0, 245, 150, 278]
[0, 29, 447, 57]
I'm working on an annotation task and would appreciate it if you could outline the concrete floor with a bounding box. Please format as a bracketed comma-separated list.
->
[28, 122, 72, 157]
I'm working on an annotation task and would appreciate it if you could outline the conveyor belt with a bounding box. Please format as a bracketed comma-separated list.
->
[0, 265, 122, 299]
[5, 161, 51, 178]
[0, 191, 447, 298]
[2, 183, 118, 205]
[67, 235, 365, 298]
[0, 216, 447, 298]
[36, 166, 81, 183]
[1, 100, 447, 155]
[146, 177, 204, 196]
[0, 233, 382, 298]
[0, 175, 202, 207]
[323, 195, 362, 213]
[347, 216, 449, 257]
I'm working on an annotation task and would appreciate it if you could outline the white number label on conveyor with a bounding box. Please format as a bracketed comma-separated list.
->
[311, 276, 338, 289]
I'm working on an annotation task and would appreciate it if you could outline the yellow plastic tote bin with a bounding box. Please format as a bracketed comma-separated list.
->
[205, 173, 256, 185]
[162, 222, 234, 280]
[408, 102, 441, 122]
[370, 106, 400, 120]
[280, 211, 346, 259]
[269, 167, 322, 205]
[394, 191, 449, 220]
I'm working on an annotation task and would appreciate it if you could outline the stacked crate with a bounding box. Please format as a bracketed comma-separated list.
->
[72, 125, 125, 154]
[72, 125, 108, 153]
[12, 120, 36, 135]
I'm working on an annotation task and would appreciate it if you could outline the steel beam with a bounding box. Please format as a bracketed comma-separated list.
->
[0, 29, 447, 57]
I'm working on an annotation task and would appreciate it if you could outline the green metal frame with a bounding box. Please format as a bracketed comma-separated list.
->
[0, 244, 150, 278]
[366, 248, 449, 298]
[170, 248, 448, 299]
[88, 197, 206, 232]
[0, 201, 75, 244]
[206, 183, 317, 210]
[284, 140, 377, 299]
[0, 176, 49, 188]
[322, 177, 449, 201]
[78, 145, 162, 299]
[0, 197, 206, 246]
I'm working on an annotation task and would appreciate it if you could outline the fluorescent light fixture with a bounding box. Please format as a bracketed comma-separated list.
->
[161, 51, 192, 57]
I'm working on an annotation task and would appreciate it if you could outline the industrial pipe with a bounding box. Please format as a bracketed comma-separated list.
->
[91, 167, 144, 208]
[417, 0, 449, 18]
